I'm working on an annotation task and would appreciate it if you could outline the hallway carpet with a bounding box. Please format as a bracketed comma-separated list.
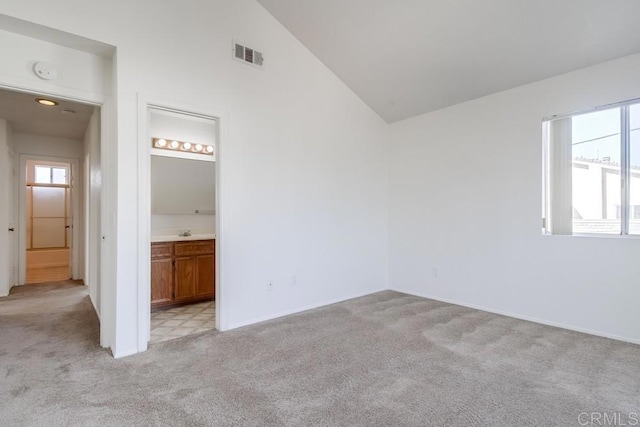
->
[1, 284, 639, 426]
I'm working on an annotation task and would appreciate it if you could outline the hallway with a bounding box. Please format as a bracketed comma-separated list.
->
[0, 281, 99, 354]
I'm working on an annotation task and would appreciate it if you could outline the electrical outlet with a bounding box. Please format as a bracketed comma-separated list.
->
[432, 267, 439, 278]
[267, 282, 273, 292]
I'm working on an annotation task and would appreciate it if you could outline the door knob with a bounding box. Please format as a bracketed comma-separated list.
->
[8, 228, 14, 232]
[65, 225, 71, 229]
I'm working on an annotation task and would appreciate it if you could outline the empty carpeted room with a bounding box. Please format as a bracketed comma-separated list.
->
[1, 1, 640, 426]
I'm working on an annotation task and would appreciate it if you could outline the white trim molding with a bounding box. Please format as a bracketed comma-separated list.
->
[136, 93, 228, 355]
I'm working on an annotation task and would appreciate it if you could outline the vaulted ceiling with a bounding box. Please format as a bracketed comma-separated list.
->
[258, 0, 640, 123]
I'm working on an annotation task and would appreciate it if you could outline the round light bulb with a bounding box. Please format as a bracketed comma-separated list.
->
[195, 144, 203, 152]
[183, 142, 192, 150]
[36, 98, 58, 106]
[156, 139, 167, 147]
[206, 145, 214, 153]
[170, 140, 180, 149]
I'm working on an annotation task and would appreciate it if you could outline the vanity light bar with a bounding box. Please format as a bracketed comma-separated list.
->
[152, 138, 214, 156]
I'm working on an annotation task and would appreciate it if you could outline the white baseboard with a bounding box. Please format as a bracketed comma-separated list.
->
[112, 347, 138, 359]
[391, 287, 640, 346]
[90, 296, 101, 321]
[227, 287, 387, 330]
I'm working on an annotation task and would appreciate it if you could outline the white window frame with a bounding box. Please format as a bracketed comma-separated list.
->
[33, 164, 69, 185]
[542, 97, 640, 238]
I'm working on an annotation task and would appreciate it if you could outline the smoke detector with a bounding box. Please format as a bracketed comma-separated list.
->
[33, 62, 58, 80]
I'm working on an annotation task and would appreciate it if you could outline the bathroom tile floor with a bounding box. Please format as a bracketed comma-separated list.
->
[150, 301, 215, 343]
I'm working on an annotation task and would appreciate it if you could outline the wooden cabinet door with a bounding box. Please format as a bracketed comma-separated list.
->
[195, 254, 214, 297]
[174, 256, 196, 300]
[151, 243, 173, 308]
[151, 258, 173, 306]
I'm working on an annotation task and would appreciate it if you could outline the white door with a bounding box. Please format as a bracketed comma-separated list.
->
[7, 150, 15, 288]
[27, 162, 72, 283]
[67, 165, 73, 278]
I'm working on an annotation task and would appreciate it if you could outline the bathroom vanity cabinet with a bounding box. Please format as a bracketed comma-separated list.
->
[151, 239, 215, 310]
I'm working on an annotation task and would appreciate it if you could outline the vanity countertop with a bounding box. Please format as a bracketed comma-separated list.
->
[151, 231, 215, 243]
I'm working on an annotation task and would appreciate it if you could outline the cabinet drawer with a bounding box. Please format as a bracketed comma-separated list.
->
[175, 240, 214, 256]
[151, 242, 173, 259]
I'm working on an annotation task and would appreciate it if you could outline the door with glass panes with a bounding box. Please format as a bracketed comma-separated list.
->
[26, 162, 71, 283]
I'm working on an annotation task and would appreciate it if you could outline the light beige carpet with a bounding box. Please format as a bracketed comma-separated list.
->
[1, 283, 639, 426]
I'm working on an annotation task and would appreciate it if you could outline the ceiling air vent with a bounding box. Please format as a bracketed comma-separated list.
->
[233, 41, 264, 69]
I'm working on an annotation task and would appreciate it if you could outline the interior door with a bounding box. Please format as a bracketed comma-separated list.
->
[26, 163, 72, 283]
[7, 150, 15, 287]
[66, 168, 72, 277]
[31, 185, 67, 249]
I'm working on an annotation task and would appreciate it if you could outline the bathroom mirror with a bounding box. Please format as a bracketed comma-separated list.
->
[150, 155, 215, 214]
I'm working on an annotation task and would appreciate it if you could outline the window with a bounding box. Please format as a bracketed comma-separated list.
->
[543, 99, 640, 236]
[34, 165, 68, 185]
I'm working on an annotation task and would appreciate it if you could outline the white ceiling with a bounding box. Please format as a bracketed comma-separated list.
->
[258, 0, 640, 123]
[0, 88, 94, 140]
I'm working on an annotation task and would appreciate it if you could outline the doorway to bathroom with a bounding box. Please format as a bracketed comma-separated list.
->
[141, 105, 219, 345]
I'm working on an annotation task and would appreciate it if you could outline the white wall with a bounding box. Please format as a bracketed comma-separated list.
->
[83, 108, 100, 316]
[389, 53, 640, 344]
[0, 27, 110, 98]
[150, 109, 216, 147]
[13, 133, 83, 159]
[151, 214, 215, 233]
[0, 0, 389, 356]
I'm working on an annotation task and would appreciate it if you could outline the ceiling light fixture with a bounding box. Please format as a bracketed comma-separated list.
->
[36, 98, 58, 106]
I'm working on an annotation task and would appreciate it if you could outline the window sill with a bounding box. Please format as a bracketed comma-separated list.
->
[542, 231, 640, 239]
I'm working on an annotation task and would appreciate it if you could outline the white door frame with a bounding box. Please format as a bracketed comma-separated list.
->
[0, 81, 115, 350]
[137, 94, 227, 353]
[8, 148, 17, 289]
[19, 155, 79, 284]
